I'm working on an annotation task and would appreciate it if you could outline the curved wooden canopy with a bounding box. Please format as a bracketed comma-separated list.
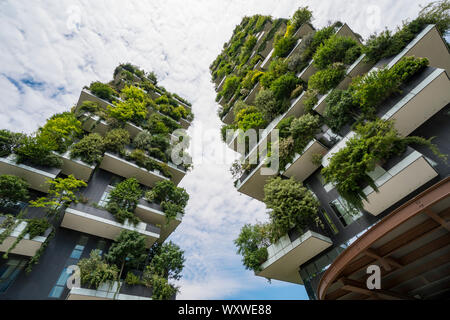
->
[318, 177, 450, 300]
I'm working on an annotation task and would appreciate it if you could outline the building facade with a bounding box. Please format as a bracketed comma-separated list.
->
[211, 8, 450, 300]
[0, 64, 193, 300]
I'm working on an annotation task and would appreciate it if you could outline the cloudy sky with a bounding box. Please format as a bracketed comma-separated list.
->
[0, 0, 432, 299]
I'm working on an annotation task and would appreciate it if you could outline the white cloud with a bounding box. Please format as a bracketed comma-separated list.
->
[0, 0, 432, 299]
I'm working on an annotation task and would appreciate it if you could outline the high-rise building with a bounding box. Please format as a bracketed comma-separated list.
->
[0, 63, 193, 300]
[211, 7, 450, 300]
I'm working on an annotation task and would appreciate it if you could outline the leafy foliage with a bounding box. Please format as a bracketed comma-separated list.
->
[145, 180, 189, 221]
[263, 177, 320, 241]
[105, 230, 147, 271]
[308, 62, 346, 94]
[313, 35, 359, 70]
[70, 133, 105, 165]
[29, 175, 87, 220]
[0, 130, 25, 158]
[234, 223, 271, 272]
[235, 106, 267, 131]
[0, 175, 29, 207]
[89, 82, 116, 102]
[103, 128, 130, 154]
[106, 178, 142, 225]
[78, 249, 119, 289]
[324, 89, 357, 132]
[15, 135, 63, 168]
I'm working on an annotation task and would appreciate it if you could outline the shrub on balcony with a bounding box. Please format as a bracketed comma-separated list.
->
[270, 73, 298, 101]
[145, 180, 189, 221]
[254, 88, 279, 121]
[324, 89, 358, 132]
[105, 230, 148, 282]
[273, 35, 296, 58]
[133, 131, 169, 154]
[127, 149, 172, 178]
[219, 76, 240, 102]
[103, 129, 130, 154]
[70, 133, 105, 165]
[301, 25, 336, 62]
[264, 177, 320, 241]
[78, 249, 119, 290]
[143, 273, 178, 300]
[0, 175, 29, 207]
[321, 119, 445, 210]
[308, 62, 346, 94]
[313, 35, 359, 70]
[364, 2, 450, 63]
[106, 178, 142, 225]
[38, 112, 82, 153]
[89, 82, 116, 102]
[290, 114, 321, 151]
[15, 135, 63, 168]
[234, 223, 271, 272]
[0, 129, 25, 157]
[235, 106, 267, 132]
[29, 175, 87, 221]
[276, 116, 295, 138]
[289, 6, 313, 31]
[109, 95, 148, 125]
[303, 89, 319, 113]
[349, 57, 429, 118]
[147, 241, 185, 281]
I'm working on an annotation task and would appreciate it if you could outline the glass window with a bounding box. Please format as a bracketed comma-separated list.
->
[48, 286, 64, 298]
[320, 208, 339, 235]
[0, 259, 26, 294]
[98, 191, 110, 207]
[329, 197, 362, 227]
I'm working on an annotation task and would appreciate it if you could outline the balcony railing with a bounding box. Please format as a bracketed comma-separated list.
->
[62, 203, 160, 247]
[0, 218, 52, 257]
[67, 281, 152, 300]
[0, 155, 61, 193]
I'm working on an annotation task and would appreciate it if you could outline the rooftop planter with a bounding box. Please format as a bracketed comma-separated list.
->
[256, 228, 332, 284]
[0, 217, 52, 257]
[62, 203, 160, 247]
[362, 149, 438, 216]
[0, 154, 61, 193]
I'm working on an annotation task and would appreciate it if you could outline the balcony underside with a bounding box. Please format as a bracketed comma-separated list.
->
[0, 156, 60, 193]
[62, 207, 159, 248]
[59, 153, 95, 182]
[256, 231, 332, 284]
[237, 162, 277, 202]
[99, 152, 169, 188]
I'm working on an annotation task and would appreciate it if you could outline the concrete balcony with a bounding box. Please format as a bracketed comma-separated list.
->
[67, 281, 152, 300]
[80, 114, 109, 136]
[235, 159, 277, 202]
[256, 230, 332, 284]
[285, 39, 303, 60]
[282, 139, 328, 182]
[62, 203, 160, 247]
[379, 24, 450, 75]
[335, 23, 362, 44]
[298, 59, 317, 82]
[0, 218, 52, 257]
[75, 89, 115, 113]
[135, 199, 182, 243]
[243, 82, 261, 105]
[292, 23, 314, 40]
[58, 151, 95, 182]
[221, 106, 235, 125]
[260, 48, 274, 70]
[0, 155, 61, 193]
[362, 150, 438, 216]
[216, 75, 226, 92]
[380, 67, 450, 137]
[99, 152, 170, 188]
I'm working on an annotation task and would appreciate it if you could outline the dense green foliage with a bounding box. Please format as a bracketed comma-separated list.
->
[78, 250, 119, 289]
[106, 178, 142, 225]
[38, 112, 82, 153]
[308, 63, 346, 94]
[89, 82, 116, 102]
[70, 133, 105, 165]
[313, 35, 360, 69]
[234, 223, 271, 272]
[0, 175, 29, 207]
[0, 130, 25, 158]
[145, 180, 189, 221]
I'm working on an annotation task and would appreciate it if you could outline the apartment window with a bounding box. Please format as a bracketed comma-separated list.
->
[96, 240, 107, 256]
[0, 259, 26, 294]
[98, 190, 110, 208]
[320, 208, 339, 235]
[48, 235, 89, 299]
[329, 197, 362, 227]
